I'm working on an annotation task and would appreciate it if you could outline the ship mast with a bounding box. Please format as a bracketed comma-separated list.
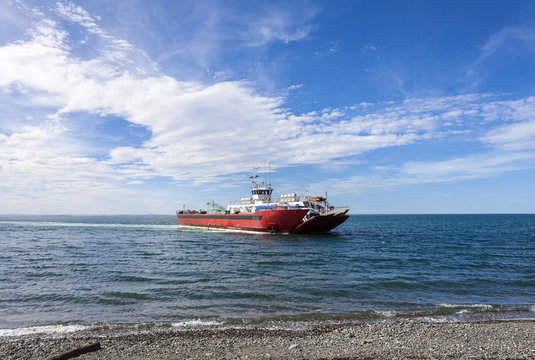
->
[250, 166, 272, 203]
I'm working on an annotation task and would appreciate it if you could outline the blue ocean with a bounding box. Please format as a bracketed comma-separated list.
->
[1, 214, 534, 335]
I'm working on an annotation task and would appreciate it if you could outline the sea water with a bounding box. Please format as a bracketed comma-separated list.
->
[1, 214, 534, 335]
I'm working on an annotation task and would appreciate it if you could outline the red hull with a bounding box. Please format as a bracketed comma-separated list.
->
[292, 210, 349, 233]
[177, 208, 309, 233]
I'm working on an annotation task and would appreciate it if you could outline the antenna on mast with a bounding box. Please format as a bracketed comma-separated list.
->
[251, 165, 261, 187]
[268, 161, 272, 187]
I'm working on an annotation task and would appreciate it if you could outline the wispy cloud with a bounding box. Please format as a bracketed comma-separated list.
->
[477, 26, 535, 64]
[56, 1, 101, 34]
[225, 2, 317, 47]
[400, 151, 535, 183]
[315, 41, 340, 57]
[363, 44, 377, 52]
[310, 151, 535, 195]
[467, 25, 535, 80]
[143, 0, 317, 76]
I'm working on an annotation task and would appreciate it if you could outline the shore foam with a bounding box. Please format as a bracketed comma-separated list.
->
[0, 324, 90, 337]
[171, 319, 224, 328]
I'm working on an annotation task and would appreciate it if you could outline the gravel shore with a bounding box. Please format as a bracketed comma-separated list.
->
[2, 320, 534, 359]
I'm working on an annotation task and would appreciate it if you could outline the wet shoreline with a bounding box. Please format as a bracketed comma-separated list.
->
[2, 320, 534, 359]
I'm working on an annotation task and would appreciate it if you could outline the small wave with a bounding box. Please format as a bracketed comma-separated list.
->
[102, 291, 152, 300]
[417, 316, 451, 323]
[373, 310, 397, 317]
[437, 303, 494, 310]
[0, 324, 90, 337]
[171, 320, 223, 328]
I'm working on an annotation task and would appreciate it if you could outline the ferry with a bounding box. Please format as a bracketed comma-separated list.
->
[176, 172, 349, 234]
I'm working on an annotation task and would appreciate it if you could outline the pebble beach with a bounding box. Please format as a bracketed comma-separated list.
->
[2, 320, 534, 359]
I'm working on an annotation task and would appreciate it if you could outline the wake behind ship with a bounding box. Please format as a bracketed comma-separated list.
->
[177, 172, 349, 234]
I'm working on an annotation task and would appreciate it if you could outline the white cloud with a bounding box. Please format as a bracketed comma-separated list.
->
[287, 83, 303, 91]
[482, 120, 535, 151]
[0, 6, 434, 186]
[56, 1, 101, 34]
[0, 123, 126, 213]
[478, 96, 535, 150]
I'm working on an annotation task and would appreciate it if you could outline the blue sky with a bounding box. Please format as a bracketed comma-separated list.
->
[1, 0, 535, 214]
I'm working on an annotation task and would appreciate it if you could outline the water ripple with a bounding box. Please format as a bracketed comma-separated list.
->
[1, 214, 534, 328]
